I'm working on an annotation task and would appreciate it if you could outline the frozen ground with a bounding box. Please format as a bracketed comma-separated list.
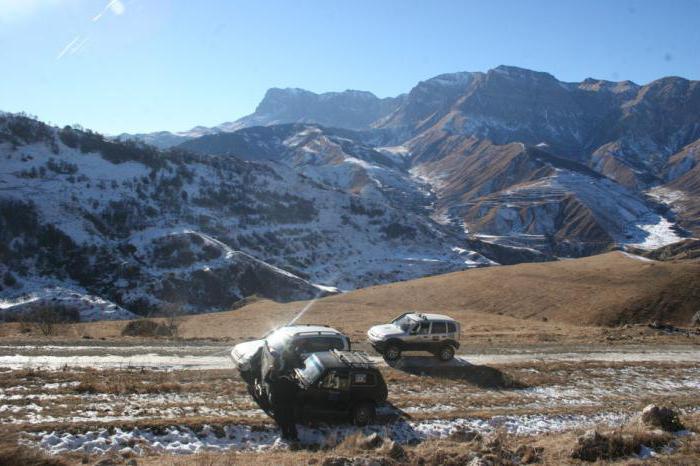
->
[0, 342, 697, 457]
[30, 411, 652, 455]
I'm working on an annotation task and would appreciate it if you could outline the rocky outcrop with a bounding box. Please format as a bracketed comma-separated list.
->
[639, 404, 685, 432]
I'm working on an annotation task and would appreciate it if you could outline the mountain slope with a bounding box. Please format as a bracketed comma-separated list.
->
[0, 114, 503, 317]
[179, 123, 554, 261]
[650, 138, 700, 235]
[4, 65, 697, 320]
[137, 251, 700, 342]
[408, 133, 683, 254]
[305, 250, 698, 327]
[122, 66, 700, 192]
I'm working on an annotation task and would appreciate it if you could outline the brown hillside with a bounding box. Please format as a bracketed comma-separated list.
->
[171, 251, 699, 341]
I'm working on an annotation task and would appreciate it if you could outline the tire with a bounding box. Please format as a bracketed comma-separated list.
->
[383, 344, 401, 362]
[438, 345, 455, 362]
[352, 401, 376, 426]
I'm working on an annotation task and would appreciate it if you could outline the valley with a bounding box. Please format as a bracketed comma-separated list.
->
[2, 64, 700, 465]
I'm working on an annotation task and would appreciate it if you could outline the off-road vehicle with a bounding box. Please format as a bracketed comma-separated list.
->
[264, 350, 388, 425]
[367, 312, 460, 362]
[230, 324, 350, 384]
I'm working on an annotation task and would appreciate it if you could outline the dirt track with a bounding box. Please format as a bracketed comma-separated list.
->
[1, 342, 699, 370]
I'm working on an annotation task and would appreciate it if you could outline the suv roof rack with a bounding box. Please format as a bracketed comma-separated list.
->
[289, 324, 331, 327]
[294, 330, 341, 336]
[331, 350, 374, 368]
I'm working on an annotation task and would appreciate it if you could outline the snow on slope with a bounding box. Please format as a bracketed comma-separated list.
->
[0, 286, 136, 322]
[0, 115, 490, 317]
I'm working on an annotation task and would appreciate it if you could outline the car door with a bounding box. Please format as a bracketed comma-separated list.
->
[409, 321, 431, 351]
[349, 370, 378, 405]
[305, 369, 350, 415]
[429, 321, 448, 349]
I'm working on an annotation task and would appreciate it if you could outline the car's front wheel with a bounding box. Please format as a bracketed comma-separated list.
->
[383, 344, 401, 362]
[438, 345, 455, 362]
[352, 401, 376, 426]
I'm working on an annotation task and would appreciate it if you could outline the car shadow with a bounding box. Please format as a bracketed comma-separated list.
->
[377, 401, 411, 422]
[298, 401, 409, 427]
[296, 402, 423, 447]
[388, 355, 526, 389]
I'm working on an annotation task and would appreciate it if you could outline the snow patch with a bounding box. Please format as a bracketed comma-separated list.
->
[0, 287, 136, 321]
[27, 410, 643, 456]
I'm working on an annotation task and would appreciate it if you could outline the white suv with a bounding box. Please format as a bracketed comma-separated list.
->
[367, 313, 460, 362]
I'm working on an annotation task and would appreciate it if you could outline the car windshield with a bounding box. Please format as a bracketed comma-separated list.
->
[392, 315, 417, 331]
[297, 354, 324, 385]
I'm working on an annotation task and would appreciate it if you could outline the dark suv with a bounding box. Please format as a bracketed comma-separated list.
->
[260, 350, 388, 425]
[230, 324, 350, 384]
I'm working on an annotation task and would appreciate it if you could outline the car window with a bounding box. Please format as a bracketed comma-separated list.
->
[294, 335, 345, 353]
[393, 315, 415, 331]
[351, 371, 376, 387]
[431, 321, 447, 334]
[447, 322, 457, 334]
[417, 322, 430, 335]
[311, 336, 346, 351]
[320, 370, 349, 390]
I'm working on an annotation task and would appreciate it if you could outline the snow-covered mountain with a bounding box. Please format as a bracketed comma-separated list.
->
[176, 62, 699, 256]
[384, 66, 699, 248]
[0, 114, 514, 319]
[3, 65, 698, 320]
[119, 89, 405, 149]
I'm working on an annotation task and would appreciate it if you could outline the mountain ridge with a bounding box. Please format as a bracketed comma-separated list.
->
[3, 64, 698, 320]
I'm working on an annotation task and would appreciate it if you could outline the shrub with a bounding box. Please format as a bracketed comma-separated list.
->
[382, 222, 417, 240]
[14, 305, 82, 336]
[571, 428, 672, 462]
[46, 158, 78, 175]
[121, 319, 173, 337]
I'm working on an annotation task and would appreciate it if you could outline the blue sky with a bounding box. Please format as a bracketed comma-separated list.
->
[1, 0, 698, 134]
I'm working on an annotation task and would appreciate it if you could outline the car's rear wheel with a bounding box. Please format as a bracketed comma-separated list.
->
[352, 401, 376, 426]
[438, 345, 455, 362]
[383, 344, 401, 362]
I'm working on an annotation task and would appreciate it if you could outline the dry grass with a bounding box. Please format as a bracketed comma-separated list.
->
[74, 370, 182, 395]
[2, 251, 698, 344]
[167, 251, 700, 341]
[0, 431, 67, 466]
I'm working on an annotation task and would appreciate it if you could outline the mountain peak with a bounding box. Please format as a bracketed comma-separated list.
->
[490, 65, 558, 82]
